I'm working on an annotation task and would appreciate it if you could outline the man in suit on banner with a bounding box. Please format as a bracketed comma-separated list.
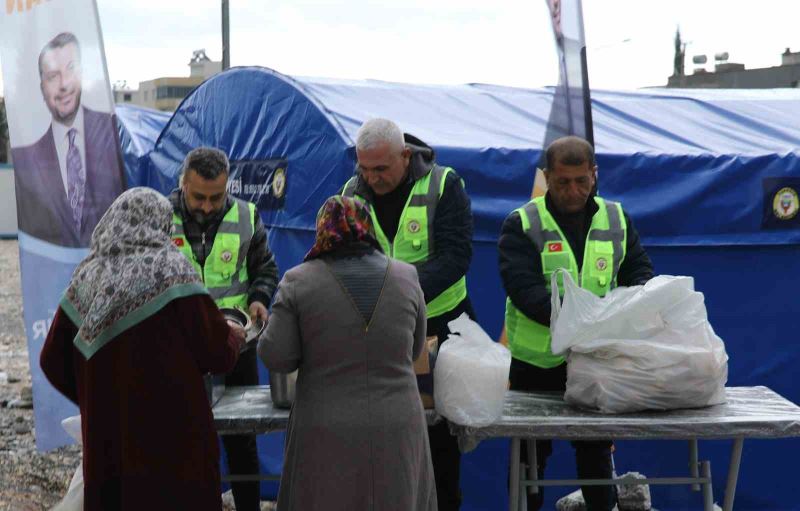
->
[12, 31, 125, 247]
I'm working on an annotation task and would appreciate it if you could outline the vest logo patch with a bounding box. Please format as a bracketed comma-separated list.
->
[407, 220, 421, 234]
[173, 238, 184, 247]
[773, 187, 799, 220]
[596, 257, 608, 271]
[221, 250, 233, 263]
[548, 242, 563, 252]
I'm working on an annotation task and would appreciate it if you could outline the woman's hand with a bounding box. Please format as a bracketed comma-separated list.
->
[227, 321, 247, 350]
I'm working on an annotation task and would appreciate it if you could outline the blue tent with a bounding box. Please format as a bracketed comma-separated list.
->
[115, 103, 172, 187]
[134, 67, 800, 510]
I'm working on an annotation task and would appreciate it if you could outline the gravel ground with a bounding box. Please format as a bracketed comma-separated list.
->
[0, 240, 80, 510]
[0, 240, 272, 510]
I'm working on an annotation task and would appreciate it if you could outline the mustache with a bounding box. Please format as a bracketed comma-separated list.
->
[191, 210, 214, 224]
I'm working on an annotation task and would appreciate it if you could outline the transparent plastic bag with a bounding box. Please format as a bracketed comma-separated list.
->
[550, 271, 728, 413]
[51, 415, 83, 511]
[434, 313, 511, 426]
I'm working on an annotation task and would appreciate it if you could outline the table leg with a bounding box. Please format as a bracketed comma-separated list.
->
[701, 460, 714, 511]
[689, 439, 700, 491]
[509, 437, 521, 511]
[722, 438, 744, 511]
[527, 439, 538, 496]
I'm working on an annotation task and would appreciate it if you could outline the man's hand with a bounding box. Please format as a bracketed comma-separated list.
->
[227, 321, 247, 351]
[249, 301, 269, 323]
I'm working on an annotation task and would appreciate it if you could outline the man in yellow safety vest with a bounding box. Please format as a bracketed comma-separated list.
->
[342, 118, 474, 511]
[499, 136, 654, 511]
[170, 147, 278, 511]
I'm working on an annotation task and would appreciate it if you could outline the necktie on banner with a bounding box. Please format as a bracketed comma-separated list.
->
[66, 128, 86, 231]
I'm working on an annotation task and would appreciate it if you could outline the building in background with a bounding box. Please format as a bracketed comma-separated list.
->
[113, 49, 221, 111]
[668, 47, 800, 88]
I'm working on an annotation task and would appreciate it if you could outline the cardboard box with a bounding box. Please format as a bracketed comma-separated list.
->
[414, 336, 438, 409]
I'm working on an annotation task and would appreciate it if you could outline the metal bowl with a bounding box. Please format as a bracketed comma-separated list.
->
[247, 317, 267, 343]
[220, 307, 251, 330]
[220, 307, 265, 352]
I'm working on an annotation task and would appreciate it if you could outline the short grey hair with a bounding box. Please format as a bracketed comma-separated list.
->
[355, 118, 405, 153]
[180, 147, 230, 184]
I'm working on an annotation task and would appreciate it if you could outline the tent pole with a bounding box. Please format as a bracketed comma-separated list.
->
[222, 0, 230, 70]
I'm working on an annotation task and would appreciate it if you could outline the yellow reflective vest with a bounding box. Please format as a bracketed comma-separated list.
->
[505, 196, 627, 368]
[343, 165, 468, 319]
[172, 198, 256, 309]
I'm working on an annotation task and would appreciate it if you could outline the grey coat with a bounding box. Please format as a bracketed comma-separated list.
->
[259, 253, 437, 511]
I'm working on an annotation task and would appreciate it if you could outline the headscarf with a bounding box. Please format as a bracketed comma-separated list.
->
[61, 187, 207, 359]
[304, 195, 382, 261]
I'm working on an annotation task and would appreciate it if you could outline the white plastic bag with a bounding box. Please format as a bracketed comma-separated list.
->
[51, 415, 83, 511]
[550, 271, 728, 413]
[434, 313, 511, 426]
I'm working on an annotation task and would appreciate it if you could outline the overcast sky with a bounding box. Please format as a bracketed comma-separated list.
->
[2, 0, 800, 94]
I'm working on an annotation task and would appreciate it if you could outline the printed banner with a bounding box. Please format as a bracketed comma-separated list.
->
[543, 0, 593, 145]
[228, 159, 288, 210]
[0, 0, 124, 449]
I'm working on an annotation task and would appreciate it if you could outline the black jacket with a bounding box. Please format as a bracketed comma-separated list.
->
[498, 193, 654, 327]
[169, 189, 279, 307]
[344, 134, 475, 338]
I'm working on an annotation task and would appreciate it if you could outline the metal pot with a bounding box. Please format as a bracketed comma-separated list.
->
[269, 369, 297, 408]
[206, 307, 259, 407]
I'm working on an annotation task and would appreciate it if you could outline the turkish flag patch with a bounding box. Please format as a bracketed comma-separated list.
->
[548, 242, 563, 252]
[173, 238, 184, 247]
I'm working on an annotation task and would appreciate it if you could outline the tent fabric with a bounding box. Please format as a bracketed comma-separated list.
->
[148, 67, 800, 247]
[132, 67, 800, 511]
[299, 78, 800, 246]
[115, 104, 171, 188]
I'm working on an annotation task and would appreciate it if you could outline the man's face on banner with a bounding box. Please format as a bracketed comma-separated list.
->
[39, 42, 82, 125]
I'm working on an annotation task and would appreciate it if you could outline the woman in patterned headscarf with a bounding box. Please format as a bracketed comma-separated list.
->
[258, 195, 437, 511]
[41, 187, 245, 511]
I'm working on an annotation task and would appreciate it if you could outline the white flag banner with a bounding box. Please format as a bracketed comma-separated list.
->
[1, 0, 125, 449]
[543, 0, 593, 145]
[527, 0, 594, 201]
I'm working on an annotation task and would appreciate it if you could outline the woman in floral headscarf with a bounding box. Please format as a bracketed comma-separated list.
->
[259, 195, 437, 511]
[40, 187, 245, 511]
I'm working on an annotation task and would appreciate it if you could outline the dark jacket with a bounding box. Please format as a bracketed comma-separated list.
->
[498, 193, 654, 327]
[344, 134, 474, 338]
[169, 189, 279, 307]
